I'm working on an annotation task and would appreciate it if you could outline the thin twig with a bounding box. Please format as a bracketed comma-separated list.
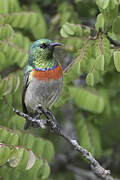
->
[63, 36, 90, 73]
[13, 108, 115, 180]
[99, 34, 104, 55]
[67, 165, 119, 180]
[107, 35, 120, 47]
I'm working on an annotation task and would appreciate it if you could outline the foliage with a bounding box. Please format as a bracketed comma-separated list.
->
[0, 0, 120, 179]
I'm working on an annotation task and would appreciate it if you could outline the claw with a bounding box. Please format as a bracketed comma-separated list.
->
[49, 122, 61, 134]
[35, 105, 61, 134]
[46, 109, 61, 134]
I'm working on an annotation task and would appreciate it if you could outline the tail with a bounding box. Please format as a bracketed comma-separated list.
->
[24, 119, 31, 130]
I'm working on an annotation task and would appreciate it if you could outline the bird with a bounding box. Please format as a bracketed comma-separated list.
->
[22, 38, 63, 130]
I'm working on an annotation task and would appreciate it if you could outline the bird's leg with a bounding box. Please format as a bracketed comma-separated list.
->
[36, 105, 48, 118]
[13, 107, 61, 133]
[24, 113, 42, 130]
[46, 108, 61, 134]
[30, 106, 44, 128]
[35, 105, 43, 115]
[31, 114, 42, 128]
[36, 105, 61, 134]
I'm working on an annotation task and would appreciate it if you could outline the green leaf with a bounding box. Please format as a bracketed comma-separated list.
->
[0, 129, 51, 178]
[0, 16, 5, 25]
[8, 0, 20, 13]
[95, 54, 104, 71]
[30, 4, 47, 39]
[75, 113, 102, 157]
[0, 24, 14, 40]
[42, 141, 55, 162]
[102, 36, 111, 64]
[75, 25, 83, 37]
[112, 16, 120, 34]
[12, 75, 20, 93]
[16, 148, 28, 170]
[63, 23, 75, 35]
[0, 52, 6, 70]
[60, 22, 83, 37]
[6, 134, 19, 146]
[0, 128, 8, 142]
[22, 134, 35, 149]
[69, 87, 105, 113]
[0, 41, 28, 68]
[4, 12, 37, 29]
[83, 27, 91, 36]
[0, 0, 20, 14]
[0, 74, 21, 96]
[0, 145, 11, 166]
[60, 27, 68, 38]
[96, 0, 110, 9]
[33, 138, 45, 156]
[92, 70, 101, 84]
[86, 72, 94, 86]
[25, 157, 43, 179]
[0, 0, 8, 14]
[114, 51, 120, 72]
[39, 160, 51, 180]
[11, 32, 31, 51]
[64, 59, 82, 83]
[95, 13, 104, 31]
[25, 150, 36, 170]
[60, 22, 79, 38]
[95, 36, 111, 65]
[9, 148, 24, 168]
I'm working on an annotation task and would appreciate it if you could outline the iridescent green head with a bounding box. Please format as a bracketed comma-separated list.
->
[28, 38, 63, 67]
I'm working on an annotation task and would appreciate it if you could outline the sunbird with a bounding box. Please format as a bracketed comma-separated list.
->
[22, 39, 63, 130]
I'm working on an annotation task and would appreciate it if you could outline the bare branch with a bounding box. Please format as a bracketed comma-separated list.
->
[13, 107, 116, 180]
[107, 35, 120, 47]
[67, 165, 119, 180]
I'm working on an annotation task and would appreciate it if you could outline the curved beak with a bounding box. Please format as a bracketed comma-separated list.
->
[50, 42, 64, 48]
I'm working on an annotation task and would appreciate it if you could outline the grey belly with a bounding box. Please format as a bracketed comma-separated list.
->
[25, 77, 63, 113]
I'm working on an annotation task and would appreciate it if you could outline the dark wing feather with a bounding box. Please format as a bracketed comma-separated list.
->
[22, 72, 30, 113]
[22, 72, 31, 130]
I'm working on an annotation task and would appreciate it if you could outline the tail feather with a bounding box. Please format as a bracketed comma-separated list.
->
[24, 119, 31, 130]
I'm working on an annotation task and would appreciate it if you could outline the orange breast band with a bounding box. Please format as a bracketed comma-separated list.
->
[32, 64, 63, 81]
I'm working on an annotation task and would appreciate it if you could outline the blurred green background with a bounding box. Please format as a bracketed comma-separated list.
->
[0, 0, 120, 179]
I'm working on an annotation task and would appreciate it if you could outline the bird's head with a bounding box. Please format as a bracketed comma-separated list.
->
[28, 39, 63, 65]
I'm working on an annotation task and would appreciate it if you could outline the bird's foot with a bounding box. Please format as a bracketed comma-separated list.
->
[35, 105, 43, 116]
[36, 105, 61, 134]
[13, 106, 61, 133]
[47, 118, 61, 135]
[45, 108, 61, 134]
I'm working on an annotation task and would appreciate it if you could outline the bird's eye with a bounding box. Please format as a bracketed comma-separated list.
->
[39, 43, 48, 49]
